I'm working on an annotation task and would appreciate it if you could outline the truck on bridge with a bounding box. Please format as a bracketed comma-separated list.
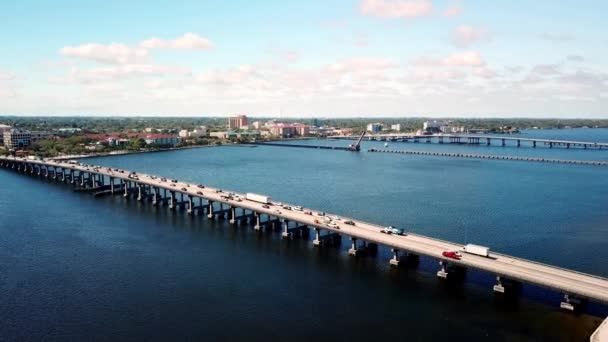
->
[460, 244, 490, 257]
[246, 193, 271, 204]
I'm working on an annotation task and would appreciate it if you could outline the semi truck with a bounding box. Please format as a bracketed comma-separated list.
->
[246, 193, 271, 204]
[460, 244, 490, 257]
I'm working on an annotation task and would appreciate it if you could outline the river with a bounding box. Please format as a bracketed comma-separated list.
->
[1, 128, 607, 340]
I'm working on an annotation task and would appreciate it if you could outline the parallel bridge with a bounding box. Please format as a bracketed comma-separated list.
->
[2, 156, 608, 312]
[330, 134, 608, 149]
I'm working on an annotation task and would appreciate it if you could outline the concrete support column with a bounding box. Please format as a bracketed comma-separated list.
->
[437, 261, 448, 279]
[517, 140, 521, 147]
[549, 142, 553, 148]
[187, 196, 194, 215]
[348, 237, 358, 256]
[560, 294, 584, 311]
[501, 138, 506, 147]
[229, 207, 236, 224]
[567, 143, 570, 149]
[123, 180, 129, 197]
[137, 184, 143, 201]
[152, 187, 158, 205]
[313, 228, 322, 246]
[493, 275, 505, 293]
[390, 249, 400, 267]
[533, 141, 537, 148]
[281, 220, 291, 239]
[487, 138, 491, 146]
[110, 177, 115, 194]
[169, 191, 175, 210]
[254, 212, 262, 231]
[207, 201, 214, 219]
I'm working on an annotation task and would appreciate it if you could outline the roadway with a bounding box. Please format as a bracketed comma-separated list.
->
[2, 155, 608, 305]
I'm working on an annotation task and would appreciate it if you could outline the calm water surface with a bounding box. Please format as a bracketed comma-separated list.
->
[1, 128, 607, 341]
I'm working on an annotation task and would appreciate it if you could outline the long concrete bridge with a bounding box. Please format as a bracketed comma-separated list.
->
[2, 155, 608, 314]
[330, 134, 608, 149]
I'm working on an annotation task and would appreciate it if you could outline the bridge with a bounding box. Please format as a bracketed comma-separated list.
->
[2, 155, 608, 315]
[330, 134, 608, 149]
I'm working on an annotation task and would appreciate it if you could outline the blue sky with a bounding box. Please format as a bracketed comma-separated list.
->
[0, 0, 607, 117]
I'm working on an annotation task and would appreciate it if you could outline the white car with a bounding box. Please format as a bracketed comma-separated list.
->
[293, 206, 303, 211]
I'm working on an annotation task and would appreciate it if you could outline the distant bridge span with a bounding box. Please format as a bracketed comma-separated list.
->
[330, 133, 608, 149]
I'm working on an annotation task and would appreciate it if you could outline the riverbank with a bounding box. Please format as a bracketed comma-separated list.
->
[49, 143, 228, 160]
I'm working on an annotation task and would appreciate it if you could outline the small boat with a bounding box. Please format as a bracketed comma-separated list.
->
[384, 143, 389, 147]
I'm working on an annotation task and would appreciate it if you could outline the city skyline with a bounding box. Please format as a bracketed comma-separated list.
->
[1, 0, 607, 117]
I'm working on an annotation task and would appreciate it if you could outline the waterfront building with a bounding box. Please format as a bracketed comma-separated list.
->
[0, 124, 12, 145]
[143, 134, 181, 146]
[269, 123, 310, 138]
[228, 115, 248, 130]
[366, 123, 383, 133]
[391, 124, 402, 131]
[3, 129, 52, 149]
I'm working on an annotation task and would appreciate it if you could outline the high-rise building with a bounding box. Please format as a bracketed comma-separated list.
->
[228, 115, 248, 130]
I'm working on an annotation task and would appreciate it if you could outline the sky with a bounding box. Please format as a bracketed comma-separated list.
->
[0, 0, 607, 118]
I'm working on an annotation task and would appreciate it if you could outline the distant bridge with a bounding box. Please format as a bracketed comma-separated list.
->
[2, 156, 608, 315]
[330, 134, 608, 149]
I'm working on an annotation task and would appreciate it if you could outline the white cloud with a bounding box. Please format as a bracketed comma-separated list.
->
[442, 4, 462, 17]
[60, 33, 212, 65]
[442, 51, 485, 66]
[140, 32, 213, 50]
[359, 0, 433, 18]
[60, 43, 150, 64]
[328, 57, 397, 73]
[0, 70, 16, 80]
[451, 25, 490, 47]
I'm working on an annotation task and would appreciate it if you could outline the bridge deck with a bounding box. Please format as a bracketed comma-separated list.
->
[2, 156, 608, 304]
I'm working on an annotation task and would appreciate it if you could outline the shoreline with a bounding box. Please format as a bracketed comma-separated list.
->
[50, 144, 228, 160]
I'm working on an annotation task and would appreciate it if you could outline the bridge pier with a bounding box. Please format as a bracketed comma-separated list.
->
[533, 141, 536, 148]
[390, 248, 401, 267]
[229, 206, 237, 224]
[253, 212, 262, 231]
[501, 138, 506, 147]
[517, 140, 521, 147]
[281, 220, 291, 239]
[187, 196, 194, 215]
[560, 294, 586, 311]
[169, 191, 175, 210]
[437, 261, 449, 279]
[348, 237, 359, 256]
[313, 228, 322, 246]
[207, 201, 214, 219]
[494, 275, 505, 293]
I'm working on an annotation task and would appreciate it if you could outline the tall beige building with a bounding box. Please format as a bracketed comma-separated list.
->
[228, 115, 248, 130]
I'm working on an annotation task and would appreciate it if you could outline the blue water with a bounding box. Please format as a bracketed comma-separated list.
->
[1, 128, 607, 340]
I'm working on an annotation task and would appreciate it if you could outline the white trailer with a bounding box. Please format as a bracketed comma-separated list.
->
[460, 244, 490, 257]
[246, 193, 271, 204]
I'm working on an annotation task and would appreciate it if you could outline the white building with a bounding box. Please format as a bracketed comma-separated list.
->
[179, 126, 208, 138]
[390, 124, 401, 131]
[366, 123, 383, 133]
[0, 124, 12, 145]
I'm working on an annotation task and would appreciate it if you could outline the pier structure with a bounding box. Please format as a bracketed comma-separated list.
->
[368, 148, 608, 166]
[2, 155, 608, 314]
